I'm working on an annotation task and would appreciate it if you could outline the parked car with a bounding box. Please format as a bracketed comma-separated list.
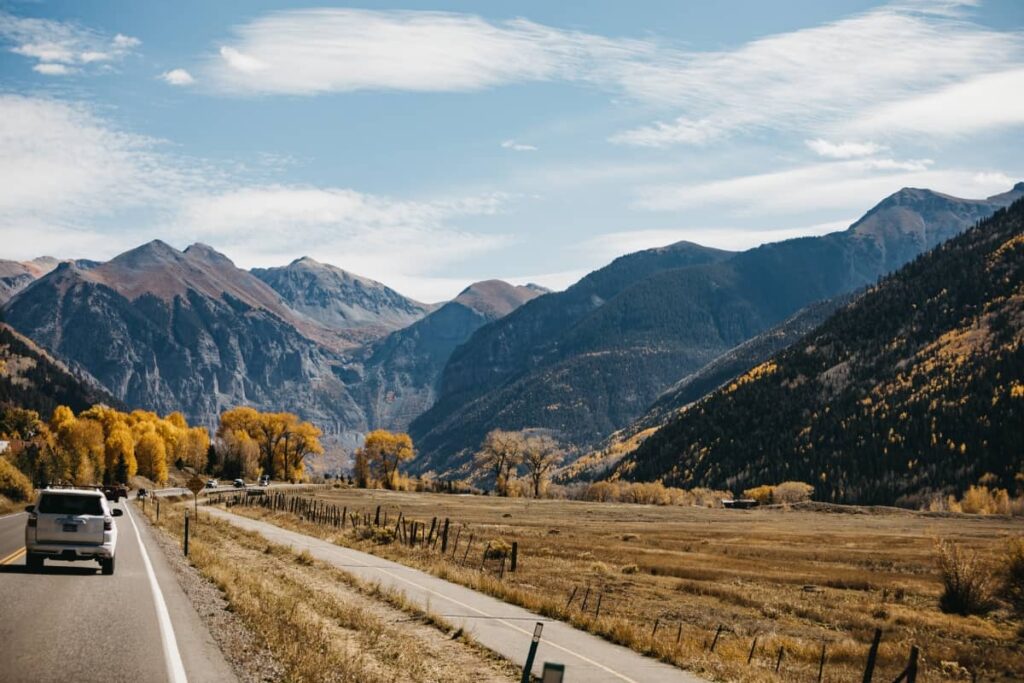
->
[259, 475, 270, 487]
[205, 479, 218, 489]
[232, 479, 246, 488]
[24, 488, 123, 574]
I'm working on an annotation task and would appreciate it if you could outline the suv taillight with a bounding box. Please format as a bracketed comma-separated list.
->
[104, 517, 113, 531]
[27, 515, 37, 528]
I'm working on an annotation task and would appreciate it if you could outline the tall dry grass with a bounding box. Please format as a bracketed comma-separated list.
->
[137, 499, 514, 682]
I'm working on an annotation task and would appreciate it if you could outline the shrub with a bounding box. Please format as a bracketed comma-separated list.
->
[0, 457, 32, 502]
[1000, 537, 1024, 616]
[484, 538, 512, 559]
[936, 540, 995, 615]
[743, 484, 775, 504]
[355, 526, 397, 545]
[621, 564, 639, 575]
[960, 485, 1012, 515]
[774, 481, 814, 503]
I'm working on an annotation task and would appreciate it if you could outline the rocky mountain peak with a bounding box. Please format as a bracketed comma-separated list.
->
[453, 280, 546, 319]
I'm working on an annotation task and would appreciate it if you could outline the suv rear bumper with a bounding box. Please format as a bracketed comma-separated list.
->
[26, 542, 115, 561]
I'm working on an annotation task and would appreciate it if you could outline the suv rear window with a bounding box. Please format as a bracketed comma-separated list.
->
[37, 494, 104, 516]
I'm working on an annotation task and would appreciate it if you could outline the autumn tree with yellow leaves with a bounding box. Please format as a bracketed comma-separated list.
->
[216, 407, 323, 482]
[1, 403, 213, 487]
[354, 430, 414, 489]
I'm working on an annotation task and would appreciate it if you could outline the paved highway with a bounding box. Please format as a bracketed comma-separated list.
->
[0, 502, 235, 683]
[209, 507, 708, 683]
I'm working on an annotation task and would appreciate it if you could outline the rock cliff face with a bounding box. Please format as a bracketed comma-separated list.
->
[408, 185, 1024, 475]
[1, 242, 542, 450]
[352, 280, 546, 431]
[3, 241, 362, 437]
[0, 257, 98, 304]
[252, 257, 434, 347]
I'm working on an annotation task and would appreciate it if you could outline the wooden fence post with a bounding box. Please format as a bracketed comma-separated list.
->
[775, 646, 785, 673]
[481, 542, 491, 570]
[747, 636, 758, 664]
[374, 505, 381, 526]
[462, 535, 474, 566]
[676, 623, 684, 648]
[862, 628, 882, 683]
[510, 541, 518, 572]
[564, 586, 578, 610]
[580, 585, 591, 611]
[651, 618, 660, 639]
[892, 645, 919, 683]
[451, 526, 462, 558]
[441, 518, 450, 553]
[817, 641, 827, 683]
[709, 625, 724, 653]
[593, 591, 603, 619]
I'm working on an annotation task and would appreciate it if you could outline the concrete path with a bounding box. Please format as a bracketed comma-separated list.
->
[208, 507, 707, 683]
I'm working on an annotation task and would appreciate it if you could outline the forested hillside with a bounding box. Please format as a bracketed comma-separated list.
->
[617, 199, 1024, 505]
[411, 186, 1021, 475]
[0, 319, 120, 417]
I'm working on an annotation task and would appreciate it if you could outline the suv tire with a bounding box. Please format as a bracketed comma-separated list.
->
[101, 557, 115, 575]
[26, 553, 43, 572]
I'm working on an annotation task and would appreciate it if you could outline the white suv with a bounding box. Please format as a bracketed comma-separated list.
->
[25, 488, 123, 575]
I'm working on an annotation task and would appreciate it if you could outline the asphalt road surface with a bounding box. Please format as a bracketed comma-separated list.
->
[0, 503, 235, 683]
[209, 507, 708, 683]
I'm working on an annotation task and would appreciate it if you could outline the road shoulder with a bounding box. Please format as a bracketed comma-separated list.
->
[132, 504, 249, 683]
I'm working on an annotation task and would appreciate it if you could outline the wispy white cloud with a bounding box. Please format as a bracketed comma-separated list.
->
[610, 4, 1024, 146]
[161, 68, 195, 86]
[848, 68, 1024, 137]
[171, 186, 510, 282]
[204, 9, 647, 95]
[501, 139, 537, 152]
[635, 160, 1017, 215]
[806, 139, 887, 159]
[0, 95, 511, 300]
[0, 11, 140, 75]
[200, 5, 1024, 146]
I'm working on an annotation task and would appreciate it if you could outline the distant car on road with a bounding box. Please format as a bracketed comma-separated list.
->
[232, 479, 246, 488]
[102, 484, 128, 502]
[205, 479, 218, 489]
[24, 488, 123, 574]
[259, 475, 270, 487]
[137, 488, 148, 499]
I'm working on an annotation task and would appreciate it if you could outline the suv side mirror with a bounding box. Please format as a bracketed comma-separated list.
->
[24, 505, 34, 513]
[112, 509, 124, 517]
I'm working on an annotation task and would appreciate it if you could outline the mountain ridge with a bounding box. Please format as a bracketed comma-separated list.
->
[408, 183, 1023, 476]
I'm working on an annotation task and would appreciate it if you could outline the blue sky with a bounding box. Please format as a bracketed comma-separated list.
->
[1, 0, 1022, 301]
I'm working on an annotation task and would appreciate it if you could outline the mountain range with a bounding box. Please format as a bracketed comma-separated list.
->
[1, 182, 1021, 486]
[407, 184, 1024, 475]
[616, 195, 1024, 505]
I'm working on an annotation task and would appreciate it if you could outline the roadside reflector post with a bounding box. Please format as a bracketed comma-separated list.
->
[541, 662, 565, 683]
[520, 622, 544, 683]
[184, 508, 190, 557]
[157, 497, 160, 522]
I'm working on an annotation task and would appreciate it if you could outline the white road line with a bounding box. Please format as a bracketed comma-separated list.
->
[0, 511, 26, 521]
[289, 532, 638, 682]
[125, 505, 189, 683]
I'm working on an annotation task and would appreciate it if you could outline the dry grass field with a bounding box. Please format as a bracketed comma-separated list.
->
[139, 496, 518, 683]
[220, 487, 1024, 682]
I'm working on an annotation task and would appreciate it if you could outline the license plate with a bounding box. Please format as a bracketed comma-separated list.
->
[62, 524, 78, 533]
